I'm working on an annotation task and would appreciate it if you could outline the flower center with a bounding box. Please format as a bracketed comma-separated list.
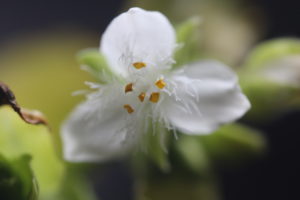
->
[122, 62, 167, 114]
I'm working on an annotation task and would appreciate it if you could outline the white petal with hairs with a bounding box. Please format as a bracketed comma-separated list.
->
[62, 7, 250, 162]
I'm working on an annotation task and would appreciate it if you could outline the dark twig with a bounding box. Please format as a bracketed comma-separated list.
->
[0, 81, 48, 126]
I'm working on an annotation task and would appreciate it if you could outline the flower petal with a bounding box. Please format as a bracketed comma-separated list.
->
[100, 7, 176, 77]
[61, 92, 137, 162]
[162, 60, 250, 135]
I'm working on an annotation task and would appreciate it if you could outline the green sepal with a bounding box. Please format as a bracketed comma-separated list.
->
[0, 154, 39, 200]
[146, 123, 171, 172]
[175, 134, 211, 175]
[174, 17, 203, 68]
[77, 49, 118, 83]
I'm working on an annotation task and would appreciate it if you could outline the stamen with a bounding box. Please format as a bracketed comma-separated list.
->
[155, 79, 166, 89]
[123, 104, 134, 113]
[138, 92, 146, 102]
[149, 92, 160, 103]
[125, 83, 133, 93]
[133, 62, 146, 69]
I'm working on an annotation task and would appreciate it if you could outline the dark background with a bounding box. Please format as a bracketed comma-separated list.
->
[0, 0, 299, 200]
[1, 0, 300, 41]
[221, 1, 300, 199]
[254, 0, 300, 38]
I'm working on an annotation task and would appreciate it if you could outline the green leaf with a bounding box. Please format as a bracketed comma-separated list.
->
[77, 49, 119, 83]
[243, 38, 300, 70]
[174, 17, 203, 68]
[200, 123, 266, 163]
[0, 154, 39, 200]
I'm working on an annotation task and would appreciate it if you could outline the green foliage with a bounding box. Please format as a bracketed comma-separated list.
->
[0, 154, 38, 200]
[175, 123, 265, 173]
[52, 164, 97, 200]
[135, 124, 263, 200]
[0, 29, 112, 200]
[200, 124, 266, 163]
[78, 49, 119, 83]
[0, 108, 64, 199]
[241, 77, 298, 120]
[174, 17, 203, 68]
[239, 38, 300, 120]
[0, 108, 98, 200]
[243, 38, 300, 70]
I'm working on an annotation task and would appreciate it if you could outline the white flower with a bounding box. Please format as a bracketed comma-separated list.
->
[61, 7, 250, 162]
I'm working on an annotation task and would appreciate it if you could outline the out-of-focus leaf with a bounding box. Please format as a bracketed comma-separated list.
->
[0, 82, 48, 126]
[78, 49, 119, 83]
[0, 30, 99, 200]
[238, 38, 300, 120]
[240, 76, 298, 120]
[0, 154, 39, 200]
[52, 164, 97, 200]
[174, 17, 203, 67]
[175, 123, 265, 172]
[0, 107, 64, 199]
[200, 123, 266, 163]
[243, 38, 300, 70]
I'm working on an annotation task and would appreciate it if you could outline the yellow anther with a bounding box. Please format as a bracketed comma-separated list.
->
[155, 79, 166, 89]
[123, 104, 134, 113]
[133, 62, 146, 69]
[138, 92, 146, 102]
[149, 92, 160, 103]
[125, 83, 133, 93]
